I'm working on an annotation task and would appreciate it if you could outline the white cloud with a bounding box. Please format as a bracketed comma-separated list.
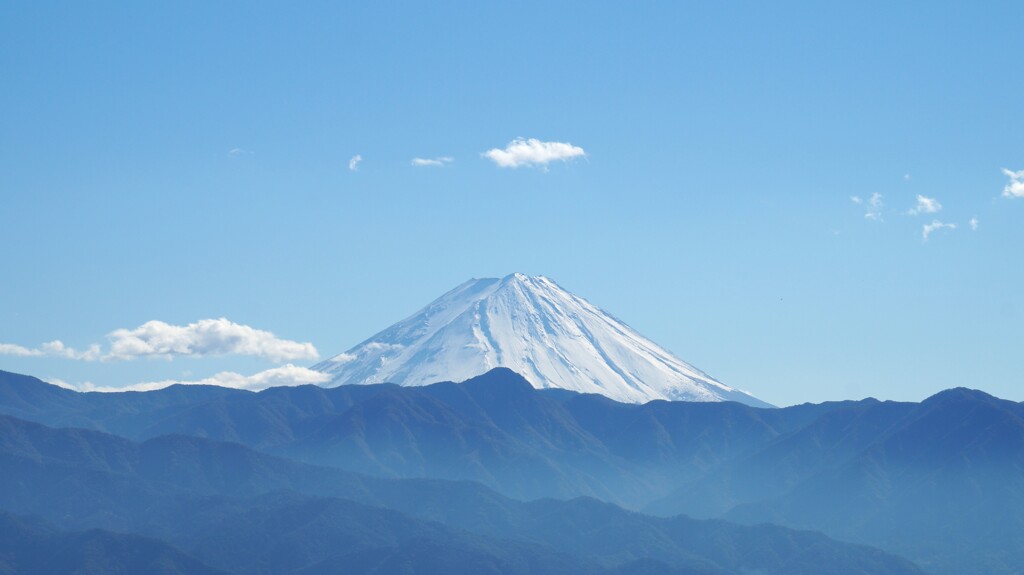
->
[328, 352, 357, 363]
[55, 364, 330, 393]
[106, 318, 318, 362]
[349, 154, 363, 171]
[907, 194, 942, 215]
[970, 216, 979, 231]
[228, 148, 254, 157]
[483, 138, 586, 169]
[922, 220, 957, 241]
[46, 378, 81, 391]
[41, 340, 102, 361]
[1002, 168, 1024, 198]
[0, 340, 100, 360]
[3, 319, 313, 363]
[0, 343, 43, 357]
[864, 193, 884, 221]
[850, 196, 863, 204]
[411, 156, 454, 167]
[363, 342, 404, 352]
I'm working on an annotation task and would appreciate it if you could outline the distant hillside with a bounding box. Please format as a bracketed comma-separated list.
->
[0, 408, 924, 575]
[653, 387, 1024, 575]
[0, 512, 224, 575]
[0, 368, 825, 505]
[3, 367, 1022, 573]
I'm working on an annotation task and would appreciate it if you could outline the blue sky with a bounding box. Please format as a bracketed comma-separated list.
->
[1, 2, 1021, 406]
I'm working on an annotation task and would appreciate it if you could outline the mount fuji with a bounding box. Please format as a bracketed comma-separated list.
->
[313, 273, 770, 407]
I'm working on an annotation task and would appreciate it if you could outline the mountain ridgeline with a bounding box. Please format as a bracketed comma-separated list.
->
[0, 368, 1022, 574]
[0, 375, 923, 575]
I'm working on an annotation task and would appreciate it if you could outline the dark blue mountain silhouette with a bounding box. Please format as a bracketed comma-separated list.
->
[0, 402, 923, 575]
[2, 367, 1021, 573]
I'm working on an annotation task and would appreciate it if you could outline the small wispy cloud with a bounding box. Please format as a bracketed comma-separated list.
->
[54, 364, 330, 393]
[229, 148, 254, 157]
[922, 220, 956, 241]
[46, 378, 81, 391]
[904, 173, 912, 181]
[0, 343, 43, 357]
[1002, 168, 1024, 198]
[41, 341, 103, 361]
[483, 138, 586, 169]
[850, 196, 863, 205]
[863, 193, 884, 221]
[0, 341, 101, 361]
[329, 352, 357, 364]
[411, 156, 454, 167]
[969, 217, 979, 231]
[363, 342, 404, 352]
[907, 195, 942, 216]
[349, 154, 363, 172]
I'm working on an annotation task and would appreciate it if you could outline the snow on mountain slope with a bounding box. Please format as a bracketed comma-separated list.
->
[313, 274, 771, 407]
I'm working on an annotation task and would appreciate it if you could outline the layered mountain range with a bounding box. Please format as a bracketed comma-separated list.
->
[2, 368, 1022, 574]
[314, 273, 770, 407]
[0, 369, 924, 575]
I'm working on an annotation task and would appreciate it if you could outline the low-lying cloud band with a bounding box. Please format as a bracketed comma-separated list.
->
[1, 318, 318, 363]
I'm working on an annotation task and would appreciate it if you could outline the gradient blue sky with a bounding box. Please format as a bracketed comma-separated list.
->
[2, 2, 1021, 406]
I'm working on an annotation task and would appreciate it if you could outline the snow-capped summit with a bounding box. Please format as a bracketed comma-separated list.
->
[313, 273, 770, 407]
